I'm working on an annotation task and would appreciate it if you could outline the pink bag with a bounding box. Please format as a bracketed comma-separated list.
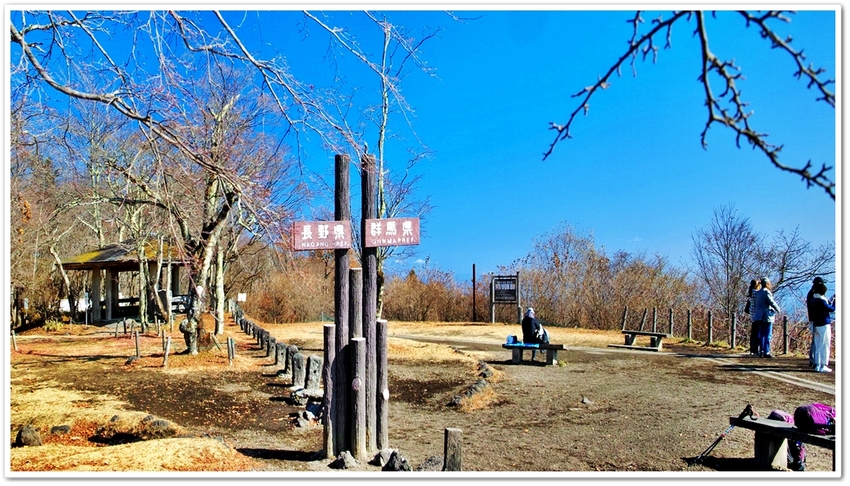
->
[793, 403, 836, 434]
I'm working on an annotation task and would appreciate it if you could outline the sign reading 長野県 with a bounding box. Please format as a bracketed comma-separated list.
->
[291, 220, 352, 250]
[363, 217, 420, 248]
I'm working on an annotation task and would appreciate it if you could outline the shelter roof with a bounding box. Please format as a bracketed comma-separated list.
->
[61, 239, 186, 271]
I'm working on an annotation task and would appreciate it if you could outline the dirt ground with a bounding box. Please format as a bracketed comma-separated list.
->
[6, 316, 837, 476]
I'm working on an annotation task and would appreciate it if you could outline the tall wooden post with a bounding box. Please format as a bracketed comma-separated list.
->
[322, 324, 336, 458]
[361, 154, 378, 453]
[376, 319, 389, 451]
[687, 309, 693, 340]
[334, 154, 351, 455]
[349, 268, 363, 339]
[351, 337, 367, 461]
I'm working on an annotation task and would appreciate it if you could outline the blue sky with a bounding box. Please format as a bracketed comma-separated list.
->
[7, 8, 838, 285]
[291, 9, 837, 282]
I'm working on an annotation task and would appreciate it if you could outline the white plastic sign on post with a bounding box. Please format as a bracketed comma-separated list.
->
[237, 293, 247, 303]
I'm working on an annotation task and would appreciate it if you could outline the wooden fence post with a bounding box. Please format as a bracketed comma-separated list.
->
[731, 314, 737, 349]
[351, 337, 367, 461]
[707, 311, 713, 344]
[687, 309, 692, 340]
[162, 337, 172, 367]
[11, 329, 17, 352]
[376, 319, 389, 452]
[134, 331, 141, 358]
[783, 316, 789, 355]
[443, 427, 462, 471]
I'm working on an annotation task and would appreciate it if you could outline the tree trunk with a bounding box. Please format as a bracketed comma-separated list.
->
[214, 243, 225, 335]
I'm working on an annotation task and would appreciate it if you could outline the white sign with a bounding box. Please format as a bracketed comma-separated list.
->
[237, 293, 247, 302]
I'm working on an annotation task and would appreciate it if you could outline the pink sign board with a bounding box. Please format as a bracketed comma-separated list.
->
[363, 217, 420, 248]
[291, 220, 352, 250]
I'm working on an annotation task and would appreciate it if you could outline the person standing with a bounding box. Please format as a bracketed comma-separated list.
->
[744, 279, 761, 356]
[752, 277, 781, 358]
[806, 277, 825, 368]
[807, 279, 836, 373]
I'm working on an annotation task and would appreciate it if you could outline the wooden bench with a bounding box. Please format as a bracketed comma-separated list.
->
[729, 415, 835, 470]
[502, 342, 564, 365]
[608, 330, 671, 352]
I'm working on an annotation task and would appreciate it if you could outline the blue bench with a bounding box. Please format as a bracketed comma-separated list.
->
[502, 335, 564, 365]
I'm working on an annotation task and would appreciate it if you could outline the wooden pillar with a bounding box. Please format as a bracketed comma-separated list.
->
[349, 268, 363, 339]
[376, 318, 389, 451]
[334, 153, 351, 455]
[687, 309, 693, 340]
[443, 428, 463, 471]
[361, 153, 378, 453]
[322, 324, 336, 458]
[105, 268, 118, 320]
[471, 264, 477, 323]
[351, 337, 367, 461]
[91, 268, 103, 321]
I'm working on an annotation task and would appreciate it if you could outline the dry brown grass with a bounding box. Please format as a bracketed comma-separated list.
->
[10, 438, 257, 472]
[9, 317, 623, 473]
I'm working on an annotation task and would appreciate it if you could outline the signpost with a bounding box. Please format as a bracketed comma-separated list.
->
[291, 220, 352, 251]
[490, 272, 521, 323]
[363, 217, 420, 248]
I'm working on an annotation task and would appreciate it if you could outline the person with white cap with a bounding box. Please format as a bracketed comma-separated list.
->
[521, 307, 549, 361]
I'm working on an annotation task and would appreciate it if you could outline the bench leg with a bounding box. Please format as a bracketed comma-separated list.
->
[624, 334, 636, 346]
[512, 348, 522, 364]
[546, 348, 557, 365]
[754, 432, 787, 470]
[650, 336, 663, 350]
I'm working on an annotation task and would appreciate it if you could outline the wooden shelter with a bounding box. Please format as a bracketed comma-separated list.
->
[61, 239, 187, 321]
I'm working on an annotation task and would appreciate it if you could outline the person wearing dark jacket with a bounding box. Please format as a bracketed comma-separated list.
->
[745, 279, 760, 356]
[807, 280, 836, 373]
[521, 307, 549, 360]
[806, 277, 825, 367]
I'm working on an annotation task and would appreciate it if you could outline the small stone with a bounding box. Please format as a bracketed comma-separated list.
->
[15, 425, 42, 447]
[50, 425, 71, 435]
[415, 455, 444, 471]
[329, 450, 357, 469]
[581, 396, 593, 405]
[383, 450, 412, 471]
[370, 449, 396, 467]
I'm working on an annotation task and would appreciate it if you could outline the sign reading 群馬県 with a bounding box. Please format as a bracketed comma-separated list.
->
[291, 220, 352, 250]
[363, 217, 420, 248]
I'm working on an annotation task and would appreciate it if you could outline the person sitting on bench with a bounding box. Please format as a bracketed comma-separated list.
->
[521, 307, 549, 360]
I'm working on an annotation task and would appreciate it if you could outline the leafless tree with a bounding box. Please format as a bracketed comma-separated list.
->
[546, 10, 835, 199]
[691, 204, 761, 322]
